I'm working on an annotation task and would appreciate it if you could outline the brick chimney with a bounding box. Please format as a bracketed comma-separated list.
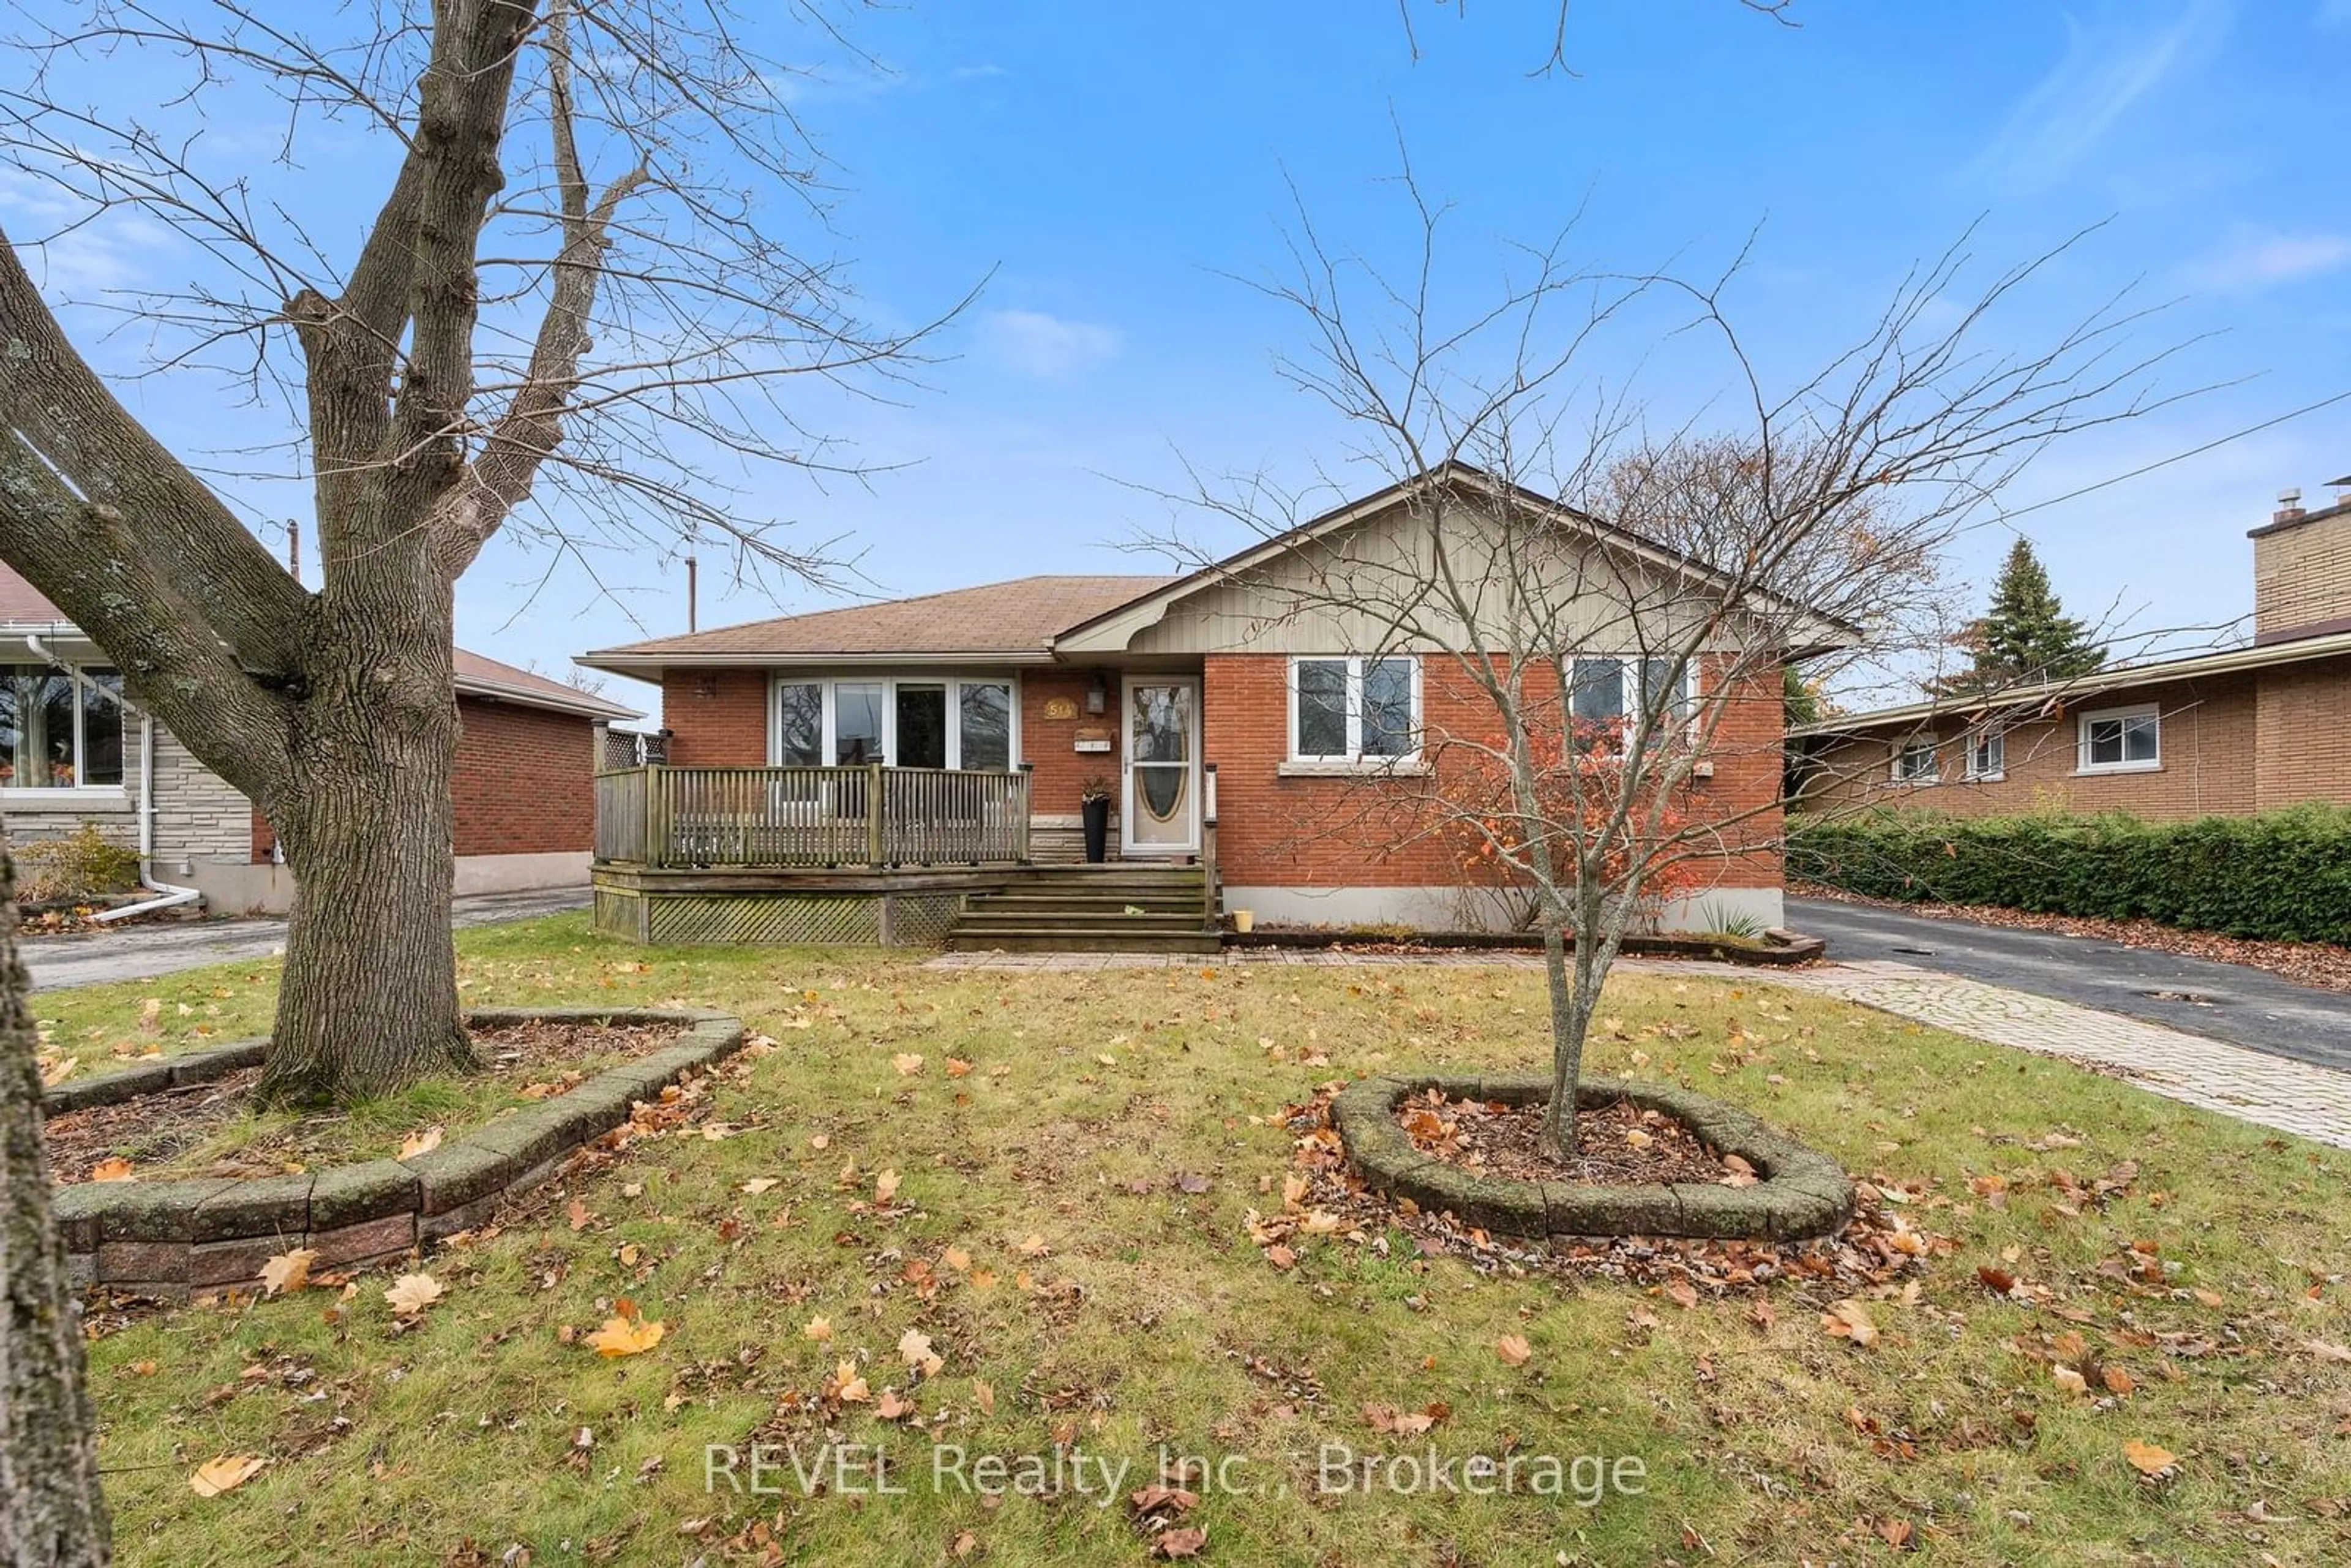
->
[2248, 480, 2351, 645]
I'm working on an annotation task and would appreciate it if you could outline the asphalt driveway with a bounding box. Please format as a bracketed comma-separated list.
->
[18, 886, 590, 993]
[1788, 895, 2351, 1074]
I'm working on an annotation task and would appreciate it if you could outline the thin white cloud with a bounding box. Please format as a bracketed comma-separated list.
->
[1969, 0, 2229, 192]
[2184, 227, 2351, 291]
[977, 309, 1122, 378]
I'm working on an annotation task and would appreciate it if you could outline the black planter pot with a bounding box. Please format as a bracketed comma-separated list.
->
[1081, 797, 1111, 862]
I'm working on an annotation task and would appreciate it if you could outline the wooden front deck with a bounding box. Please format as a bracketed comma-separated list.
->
[590, 765, 1218, 947]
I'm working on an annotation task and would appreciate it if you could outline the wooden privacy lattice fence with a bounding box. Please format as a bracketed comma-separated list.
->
[594, 763, 1031, 869]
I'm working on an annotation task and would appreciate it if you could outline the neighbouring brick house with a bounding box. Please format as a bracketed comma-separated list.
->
[0, 563, 639, 912]
[580, 466, 1815, 931]
[1791, 484, 2351, 820]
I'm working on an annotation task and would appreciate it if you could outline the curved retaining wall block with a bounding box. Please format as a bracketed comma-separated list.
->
[45, 1008, 744, 1296]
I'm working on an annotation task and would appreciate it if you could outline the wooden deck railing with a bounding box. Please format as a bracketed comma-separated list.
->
[593, 763, 1031, 868]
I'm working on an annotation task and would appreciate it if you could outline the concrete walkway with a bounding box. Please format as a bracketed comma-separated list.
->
[927, 947, 2351, 1149]
[20, 886, 590, 992]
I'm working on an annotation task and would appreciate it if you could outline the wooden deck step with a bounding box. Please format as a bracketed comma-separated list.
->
[943, 862, 1218, 953]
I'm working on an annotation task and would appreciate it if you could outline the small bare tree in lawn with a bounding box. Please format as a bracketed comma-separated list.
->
[0, 1, 955, 1102]
[1143, 180, 2183, 1160]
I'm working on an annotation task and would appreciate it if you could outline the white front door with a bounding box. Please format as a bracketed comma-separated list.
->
[1121, 676, 1199, 857]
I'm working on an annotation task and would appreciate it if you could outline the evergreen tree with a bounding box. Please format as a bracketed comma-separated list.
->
[1938, 538, 2105, 692]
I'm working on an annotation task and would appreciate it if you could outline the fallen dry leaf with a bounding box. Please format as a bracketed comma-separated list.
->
[586, 1313, 666, 1358]
[891, 1052, 925, 1076]
[1150, 1526, 1207, 1559]
[259, 1248, 318, 1298]
[874, 1169, 901, 1203]
[88, 1157, 135, 1183]
[398, 1126, 443, 1159]
[1496, 1334, 1532, 1367]
[899, 1328, 943, 1377]
[803, 1316, 834, 1342]
[833, 1360, 871, 1403]
[189, 1454, 265, 1497]
[741, 1177, 779, 1195]
[2123, 1439, 2178, 1477]
[1821, 1299, 1878, 1347]
[384, 1274, 444, 1316]
[973, 1378, 996, 1416]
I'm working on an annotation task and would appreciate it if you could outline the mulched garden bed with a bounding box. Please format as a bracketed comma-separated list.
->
[1395, 1087, 1742, 1187]
[43, 1020, 683, 1184]
[1791, 879, 2351, 994]
[1252, 1082, 1941, 1302]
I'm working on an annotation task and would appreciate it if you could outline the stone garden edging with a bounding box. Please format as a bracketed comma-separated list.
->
[45, 1007, 744, 1296]
[1331, 1071, 1854, 1242]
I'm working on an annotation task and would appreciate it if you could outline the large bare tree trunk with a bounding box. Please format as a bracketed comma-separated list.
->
[254, 618, 476, 1105]
[0, 837, 111, 1567]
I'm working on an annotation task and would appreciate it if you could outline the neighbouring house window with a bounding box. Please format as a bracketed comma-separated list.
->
[1289, 656, 1420, 763]
[2078, 705, 2159, 773]
[1965, 729, 2005, 781]
[1891, 739, 1940, 784]
[775, 682, 823, 766]
[772, 675, 1021, 771]
[0, 664, 124, 790]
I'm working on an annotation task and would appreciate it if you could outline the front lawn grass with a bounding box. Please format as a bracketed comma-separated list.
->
[62, 915, 2351, 1565]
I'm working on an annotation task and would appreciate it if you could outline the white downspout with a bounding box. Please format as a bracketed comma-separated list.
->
[94, 710, 201, 921]
[19, 634, 204, 921]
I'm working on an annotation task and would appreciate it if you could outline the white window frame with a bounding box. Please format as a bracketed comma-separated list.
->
[0, 662, 128, 801]
[1284, 655, 1423, 768]
[2075, 703, 2160, 775]
[1891, 738, 1940, 786]
[1963, 728, 2005, 782]
[1564, 653, 1698, 748]
[767, 673, 1021, 771]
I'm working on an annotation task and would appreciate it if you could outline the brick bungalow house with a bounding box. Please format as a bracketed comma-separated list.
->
[1791, 485, 2351, 819]
[580, 467, 1818, 934]
[0, 563, 640, 912]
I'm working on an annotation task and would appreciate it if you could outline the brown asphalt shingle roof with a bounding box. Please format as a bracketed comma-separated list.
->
[585, 574, 1178, 659]
[0, 561, 637, 721]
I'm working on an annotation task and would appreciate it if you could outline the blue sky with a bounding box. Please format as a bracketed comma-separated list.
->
[10, 1, 2350, 707]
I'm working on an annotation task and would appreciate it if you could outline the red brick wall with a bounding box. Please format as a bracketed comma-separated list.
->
[1202, 653, 1783, 893]
[1021, 668, 1119, 816]
[1799, 672, 2263, 822]
[250, 698, 600, 860]
[452, 698, 598, 856]
[661, 668, 768, 765]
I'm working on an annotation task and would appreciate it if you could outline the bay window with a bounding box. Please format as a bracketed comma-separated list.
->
[0, 664, 124, 791]
[771, 675, 1019, 771]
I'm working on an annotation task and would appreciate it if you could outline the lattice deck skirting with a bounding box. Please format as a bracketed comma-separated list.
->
[594, 880, 974, 948]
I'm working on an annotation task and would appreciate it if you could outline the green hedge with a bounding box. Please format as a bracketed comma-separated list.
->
[1787, 805, 2351, 945]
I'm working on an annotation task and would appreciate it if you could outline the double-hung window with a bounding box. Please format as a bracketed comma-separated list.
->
[0, 664, 124, 792]
[770, 677, 1018, 771]
[1891, 738, 1940, 784]
[1963, 729, 2005, 781]
[2077, 705, 2159, 774]
[1567, 655, 1691, 746]
[1289, 656, 1419, 764]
